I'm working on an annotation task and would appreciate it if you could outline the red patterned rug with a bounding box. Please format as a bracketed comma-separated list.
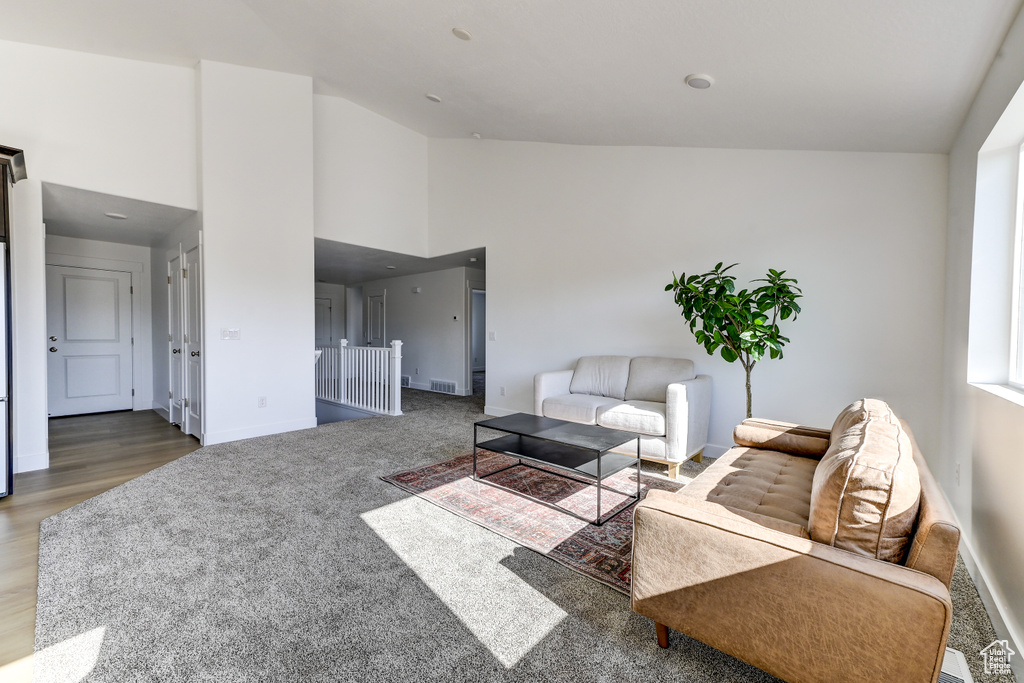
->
[381, 451, 686, 594]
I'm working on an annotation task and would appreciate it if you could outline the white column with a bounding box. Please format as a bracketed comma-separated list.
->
[389, 340, 403, 416]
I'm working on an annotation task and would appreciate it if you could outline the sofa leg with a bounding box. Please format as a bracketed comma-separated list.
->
[656, 622, 670, 648]
[692, 449, 703, 464]
[666, 462, 680, 480]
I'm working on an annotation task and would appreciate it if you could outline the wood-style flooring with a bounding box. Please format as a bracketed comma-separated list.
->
[0, 410, 200, 680]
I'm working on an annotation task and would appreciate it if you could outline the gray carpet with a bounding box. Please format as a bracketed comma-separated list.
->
[34, 391, 1013, 682]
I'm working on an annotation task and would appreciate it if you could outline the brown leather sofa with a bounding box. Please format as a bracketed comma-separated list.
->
[631, 399, 960, 683]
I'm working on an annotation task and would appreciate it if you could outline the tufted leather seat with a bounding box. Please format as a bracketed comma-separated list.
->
[677, 447, 816, 529]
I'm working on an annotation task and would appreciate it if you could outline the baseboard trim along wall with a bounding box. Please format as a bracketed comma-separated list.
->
[152, 404, 171, 422]
[202, 417, 318, 446]
[15, 450, 49, 473]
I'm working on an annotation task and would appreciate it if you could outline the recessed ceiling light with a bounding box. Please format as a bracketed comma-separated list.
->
[104, 212, 127, 220]
[469, 257, 478, 262]
[685, 74, 714, 90]
[452, 28, 472, 41]
[386, 265, 397, 270]
[425, 93, 442, 103]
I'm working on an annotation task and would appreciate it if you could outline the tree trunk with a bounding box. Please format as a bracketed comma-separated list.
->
[745, 364, 753, 418]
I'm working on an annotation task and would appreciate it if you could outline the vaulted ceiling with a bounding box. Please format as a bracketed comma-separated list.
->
[1, 0, 1020, 153]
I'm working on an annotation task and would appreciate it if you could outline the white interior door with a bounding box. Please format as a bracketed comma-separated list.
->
[183, 243, 203, 440]
[315, 297, 332, 346]
[46, 265, 133, 416]
[366, 290, 385, 347]
[168, 251, 184, 427]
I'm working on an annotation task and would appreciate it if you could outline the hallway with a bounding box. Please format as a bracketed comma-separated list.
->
[0, 410, 201, 680]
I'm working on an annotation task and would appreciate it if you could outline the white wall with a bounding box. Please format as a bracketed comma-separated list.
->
[197, 61, 316, 444]
[44, 235, 153, 411]
[941, 4, 1024, 667]
[9, 180, 48, 472]
[313, 94, 428, 256]
[428, 141, 949, 458]
[356, 267, 475, 394]
[0, 40, 197, 210]
[314, 282, 347, 344]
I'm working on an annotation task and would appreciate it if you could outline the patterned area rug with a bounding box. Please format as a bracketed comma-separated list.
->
[382, 451, 685, 593]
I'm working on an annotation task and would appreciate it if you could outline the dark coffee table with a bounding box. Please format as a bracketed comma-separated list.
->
[473, 413, 641, 526]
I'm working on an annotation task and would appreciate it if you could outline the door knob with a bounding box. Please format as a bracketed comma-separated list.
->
[191, 351, 200, 357]
[49, 347, 58, 352]
[49, 336, 57, 342]
[172, 348, 181, 354]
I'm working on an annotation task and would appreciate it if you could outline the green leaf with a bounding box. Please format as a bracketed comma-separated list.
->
[721, 347, 738, 363]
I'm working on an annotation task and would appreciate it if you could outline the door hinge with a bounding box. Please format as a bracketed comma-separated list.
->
[131, 337, 134, 345]
[130, 286, 134, 294]
[168, 276, 172, 285]
[169, 335, 173, 342]
[169, 391, 173, 399]
[131, 389, 135, 396]
[182, 398, 189, 408]
[183, 268, 188, 278]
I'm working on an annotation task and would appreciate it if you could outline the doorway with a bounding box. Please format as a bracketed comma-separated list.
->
[166, 238, 203, 440]
[365, 288, 386, 347]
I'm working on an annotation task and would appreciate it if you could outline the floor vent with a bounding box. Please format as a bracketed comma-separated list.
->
[940, 648, 973, 683]
[430, 379, 457, 395]
[401, 375, 411, 388]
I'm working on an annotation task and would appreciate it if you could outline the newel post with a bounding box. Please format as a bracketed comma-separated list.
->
[338, 339, 348, 404]
[389, 340, 403, 416]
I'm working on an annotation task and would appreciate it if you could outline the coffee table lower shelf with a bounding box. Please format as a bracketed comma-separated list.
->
[473, 432, 641, 526]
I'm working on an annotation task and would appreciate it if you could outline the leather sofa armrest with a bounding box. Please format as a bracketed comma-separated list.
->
[732, 418, 831, 458]
[632, 493, 951, 683]
[534, 370, 574, 416]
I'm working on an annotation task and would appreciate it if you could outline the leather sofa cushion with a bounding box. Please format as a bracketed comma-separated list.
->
[810, 412, 921, 563]
[543, 394, 623, 425]
[569, 356, 631, 400]
[597, 401, 666, 436]
[677, 447, 817, 528]
[829, 397, 895, 442]
[624, 357, 695, 402]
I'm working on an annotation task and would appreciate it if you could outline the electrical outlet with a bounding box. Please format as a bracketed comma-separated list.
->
[415, 368, 419, 374]
[258, 396, 267, 408]
[488, 331, 496, 341]
[500, 386, 506, 396]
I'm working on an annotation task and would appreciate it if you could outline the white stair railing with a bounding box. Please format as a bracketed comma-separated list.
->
[315, 339, 402, 416]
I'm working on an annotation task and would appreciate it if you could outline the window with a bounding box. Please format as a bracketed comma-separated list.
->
[1009, 143, 1024, 387]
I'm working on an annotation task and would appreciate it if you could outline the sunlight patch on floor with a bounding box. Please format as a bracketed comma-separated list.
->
[32, 626, 106, 683]
[362, 497, 567, 668]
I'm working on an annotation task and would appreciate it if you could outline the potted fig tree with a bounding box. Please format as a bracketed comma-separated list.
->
[667, 262, 802, 418]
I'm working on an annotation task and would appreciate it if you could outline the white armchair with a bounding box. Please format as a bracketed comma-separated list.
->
[534, 356, 712, 479]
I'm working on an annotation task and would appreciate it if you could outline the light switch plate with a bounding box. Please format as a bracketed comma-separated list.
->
[220, 328, 241, 340]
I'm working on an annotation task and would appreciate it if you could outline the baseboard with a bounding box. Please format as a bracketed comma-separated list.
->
[957, 532, 1024, 680]
[202, 416, 318, 446]
[483, 405, 517, 418]
[152, 404, 171, 422]
[15, 450, 49, 473]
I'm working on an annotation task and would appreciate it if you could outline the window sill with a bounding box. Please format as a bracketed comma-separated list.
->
[969, 382, 1024, 408]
